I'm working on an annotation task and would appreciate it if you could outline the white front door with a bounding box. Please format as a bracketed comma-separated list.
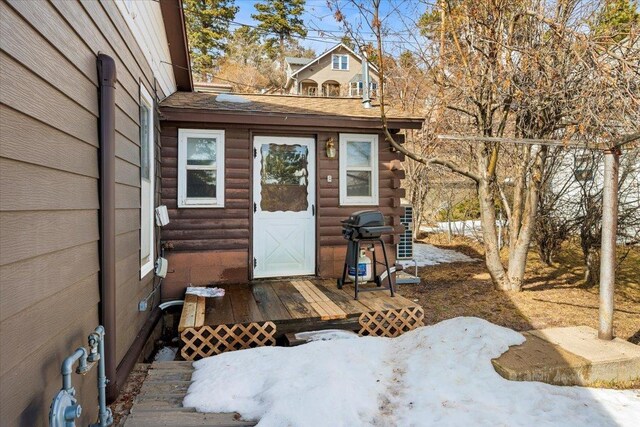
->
[253, 136, 316, 278]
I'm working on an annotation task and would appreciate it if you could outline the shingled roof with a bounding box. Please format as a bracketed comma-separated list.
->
[160, 92, 423, 129]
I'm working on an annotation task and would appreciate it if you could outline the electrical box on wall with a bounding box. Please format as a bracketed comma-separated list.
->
[155, 257, 168, 278]
[155, 205, 169, 226]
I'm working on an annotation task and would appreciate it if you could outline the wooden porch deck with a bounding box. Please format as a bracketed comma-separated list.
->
[179, 278, 424, 360]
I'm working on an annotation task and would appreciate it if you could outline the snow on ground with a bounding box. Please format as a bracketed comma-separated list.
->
[184, 318, 640, 427]
[400, 243, 478, 268]
[421, 220, 486, 238]
[153, 346, 177, 362]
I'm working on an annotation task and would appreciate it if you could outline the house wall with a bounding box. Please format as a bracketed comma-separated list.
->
[114, 0, 176, 96]
[160, 122, 406, 300]
[289, 45, 379, 96]
[0, 1, 170, 425]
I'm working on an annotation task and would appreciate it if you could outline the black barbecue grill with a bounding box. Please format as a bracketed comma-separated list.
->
[338, 210, 395, 299]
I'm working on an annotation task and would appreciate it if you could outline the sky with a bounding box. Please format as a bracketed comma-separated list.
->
[233, 0, 430, 56]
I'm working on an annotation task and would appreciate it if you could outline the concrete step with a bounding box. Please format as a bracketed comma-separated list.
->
[492, 326, 640, 387]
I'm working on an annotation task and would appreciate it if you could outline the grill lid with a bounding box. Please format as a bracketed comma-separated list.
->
[341, 210, 385, 228]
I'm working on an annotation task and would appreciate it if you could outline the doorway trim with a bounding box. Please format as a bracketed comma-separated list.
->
[252, 136, 316, 278]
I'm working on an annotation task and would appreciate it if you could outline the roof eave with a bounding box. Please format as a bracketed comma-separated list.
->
[159, 106, 424, 129]
[160, 0, 193, 92]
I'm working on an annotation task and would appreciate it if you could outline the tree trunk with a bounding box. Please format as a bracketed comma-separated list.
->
[478, 178, 513, 290]
[506, 146, 546, 291]
[584, 248, 600, 287]
[279, 34, 286, 88]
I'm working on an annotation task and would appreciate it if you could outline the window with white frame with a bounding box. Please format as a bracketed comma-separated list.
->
[140, 85, 155, 278]
[349, 81, 378, 97]
[339, 133, 378, 205]
[332, 54, 349, 70]
[178, 129, 225, 208]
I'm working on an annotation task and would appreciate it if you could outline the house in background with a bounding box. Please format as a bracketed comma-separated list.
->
[285, 43, 380, 97]
[0, 0, 191, 425]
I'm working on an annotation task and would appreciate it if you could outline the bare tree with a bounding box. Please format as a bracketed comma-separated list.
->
[331, 0, 640, 291]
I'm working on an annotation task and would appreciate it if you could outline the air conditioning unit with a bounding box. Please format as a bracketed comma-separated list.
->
[397, 203, 413, 260]
[155, 205, 169, 226]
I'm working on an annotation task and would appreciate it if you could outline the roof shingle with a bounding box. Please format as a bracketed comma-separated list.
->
[160, 92, 422, 122]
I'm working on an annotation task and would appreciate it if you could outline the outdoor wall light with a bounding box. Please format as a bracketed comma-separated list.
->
[326, 137, 336, 159]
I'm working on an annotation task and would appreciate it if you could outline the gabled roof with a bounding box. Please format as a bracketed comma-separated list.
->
[159, 92, 423, 129]
[289, 43, 379, 79]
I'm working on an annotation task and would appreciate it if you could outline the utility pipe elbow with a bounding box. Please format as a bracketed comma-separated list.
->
[62, 347, 88, 392]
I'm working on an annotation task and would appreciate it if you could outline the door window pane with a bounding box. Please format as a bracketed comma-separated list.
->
[187, 137, 216, 165]
[187, 170, 216, 198]
[346, 141, 371, 167]
[260, 144, 309, 212]
[346, 171, 372, 197]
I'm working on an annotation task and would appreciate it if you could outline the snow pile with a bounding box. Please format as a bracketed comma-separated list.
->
[400, 243, 478, 268]
[153, 346, 177, 362]
[186, 286, 225, 298]
[421, 220, 485, 238]
[216, 93, 251, 103]
[184, 317, 639, 426]
[294, 329, 359, 342]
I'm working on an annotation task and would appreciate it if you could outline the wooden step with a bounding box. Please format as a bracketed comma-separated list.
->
[138, 380, 191, 397]
[123, 411, 257, 426]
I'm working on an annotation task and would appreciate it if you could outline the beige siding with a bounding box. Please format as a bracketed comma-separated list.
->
[0, 0, 170, 425]
[289, 46, 379, 96]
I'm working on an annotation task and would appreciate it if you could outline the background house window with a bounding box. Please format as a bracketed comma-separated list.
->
[339, 133, 379, 205]
[140, 85, 154, 278]
[178, 129, 225, 208]
[332, 54, 349, 70]
[350, 81, 378, 97]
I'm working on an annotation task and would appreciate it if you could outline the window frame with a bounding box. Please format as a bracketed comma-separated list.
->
[178, 128, 225, 208]
[139, 84, 155, 278]
[350, 81, 362, 97]
[339, 133, 379, 206]
[350, 81, 378, 97]
[332, 54, 349, 71]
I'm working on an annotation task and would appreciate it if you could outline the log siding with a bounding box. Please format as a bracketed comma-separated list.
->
[160, 122, 406, 299]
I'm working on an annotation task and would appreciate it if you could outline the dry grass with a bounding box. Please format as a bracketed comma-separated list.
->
[399, 234, 640, 343]
[109, 364, 149, 426]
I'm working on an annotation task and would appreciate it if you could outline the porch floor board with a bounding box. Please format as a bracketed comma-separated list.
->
[181, 278, 417, 329]
[179, 278, 423, 360]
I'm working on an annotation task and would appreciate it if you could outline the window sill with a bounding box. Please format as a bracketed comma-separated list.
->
[178, 203, 225, 208]
[340, 199, 379, 207]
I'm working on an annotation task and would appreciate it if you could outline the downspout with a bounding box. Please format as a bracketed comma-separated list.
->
[97, 53, 118, 401]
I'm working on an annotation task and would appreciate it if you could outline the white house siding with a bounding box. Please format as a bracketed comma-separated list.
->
[549, 148, 640, 243]
[115, 0, 176, 97]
